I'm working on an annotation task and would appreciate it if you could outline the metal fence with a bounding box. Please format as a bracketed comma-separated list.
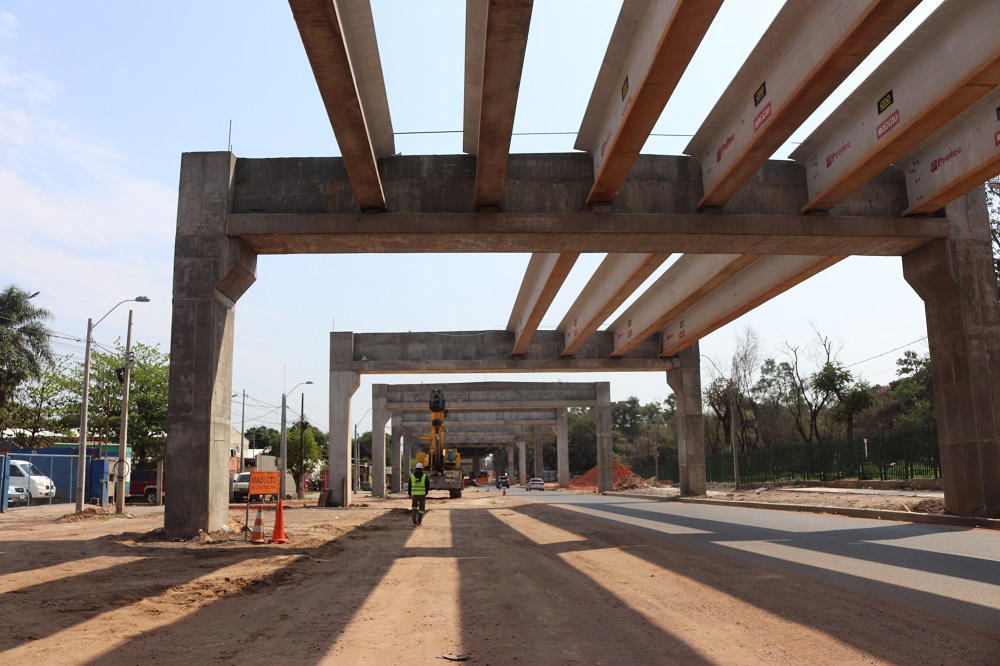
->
[704, 427, 940, 484]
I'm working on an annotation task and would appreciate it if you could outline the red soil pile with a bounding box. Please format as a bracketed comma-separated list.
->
[569, 461, 650, 491]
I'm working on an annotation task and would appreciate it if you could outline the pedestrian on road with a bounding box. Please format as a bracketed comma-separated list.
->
[409, 463, 429, 525]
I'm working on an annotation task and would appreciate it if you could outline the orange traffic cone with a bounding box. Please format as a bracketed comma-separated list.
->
[502, 488, 506, 496]
[269, 498, 289, 544]
[249, 506, 266, 544]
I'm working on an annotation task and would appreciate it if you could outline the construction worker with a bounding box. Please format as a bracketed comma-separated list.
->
[409, 463, 429, 525]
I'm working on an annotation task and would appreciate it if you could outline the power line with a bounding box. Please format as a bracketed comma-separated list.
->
[845, 336, 928, 368]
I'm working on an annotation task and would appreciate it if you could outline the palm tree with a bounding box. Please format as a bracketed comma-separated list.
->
[0, 285, 54, 425]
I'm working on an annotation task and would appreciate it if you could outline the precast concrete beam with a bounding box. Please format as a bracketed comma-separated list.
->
[467, 0, 534, 209]
[901, 85, 1000, 215]
[576, 0, 722, 203]
[608, 253, 758, 357]
[559, 253, 670, 356]
[289, 0, 388, 210]
[659, 255, 842, 357]
[228, 211, 946, 256]
[463, 0, 487, 155]
[686, 0, 919, 208]
[790, 0, 1000, 212]
[508, 252, 579, 355]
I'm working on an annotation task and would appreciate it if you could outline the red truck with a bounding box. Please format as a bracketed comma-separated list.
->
[129, 469, 165, 504]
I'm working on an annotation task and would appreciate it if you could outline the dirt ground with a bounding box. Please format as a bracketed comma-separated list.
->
[1, 488, 997, 665]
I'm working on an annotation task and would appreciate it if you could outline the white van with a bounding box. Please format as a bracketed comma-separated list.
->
[9, 460, 57, 499]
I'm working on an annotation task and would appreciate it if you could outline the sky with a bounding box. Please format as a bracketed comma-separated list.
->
[0, 1, 944, 440]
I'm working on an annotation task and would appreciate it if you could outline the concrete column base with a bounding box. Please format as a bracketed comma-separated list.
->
[667, 342, 707, 496]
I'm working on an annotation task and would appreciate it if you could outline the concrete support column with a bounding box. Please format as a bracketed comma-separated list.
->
[390, 412, 402, 492]
[667, 342, 707, 496]
[532, 426, 544, 478]
[327, 332, 359, 507]
[165, 152, 257, 537]
[594, 382, 613, 493]
[506, 445, 515, 480]
[371, 384, 389, 497]
[903, 188, 1000, 514]
[556, 408, 569, 488]
[517, 441, 527, 482]
[471, 455, 481, 478]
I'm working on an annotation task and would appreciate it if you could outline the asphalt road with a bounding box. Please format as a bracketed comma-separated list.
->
[511, 487, 1000, 632]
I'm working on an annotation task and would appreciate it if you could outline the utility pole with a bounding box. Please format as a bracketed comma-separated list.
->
[114, 310, 135, 513]
[239, 390, 246, 473]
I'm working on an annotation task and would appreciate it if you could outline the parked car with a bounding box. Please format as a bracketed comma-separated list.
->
[7, 483, 29, 506]
[129, 469, 165, 504]
[525, 477, 545, 491]
[9, 460, 56, 499]
[496, 474, 510, 489]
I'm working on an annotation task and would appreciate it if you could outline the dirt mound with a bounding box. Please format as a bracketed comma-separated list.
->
[570, 461, 651, 491]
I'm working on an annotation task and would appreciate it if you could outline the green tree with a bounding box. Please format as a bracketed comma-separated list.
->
[245, 425, 281, 455]
[287, 419, 325, 496]
[567, 407, 596, 473]
[813, 362, 874, 440]
[0, 285, 53, 432]
[79, 341, 169, 463]
[9, 355, 75, 446]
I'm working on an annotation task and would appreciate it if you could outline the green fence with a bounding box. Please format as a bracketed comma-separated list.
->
[704, 427, 940, 485]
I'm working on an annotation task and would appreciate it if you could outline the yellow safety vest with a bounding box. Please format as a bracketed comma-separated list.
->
[410, 473, 429, 496]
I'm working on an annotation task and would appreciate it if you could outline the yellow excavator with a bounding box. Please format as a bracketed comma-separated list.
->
[415, 388, 463, 498]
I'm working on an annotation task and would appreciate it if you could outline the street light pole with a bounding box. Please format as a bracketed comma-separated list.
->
[114, 309, 135, 514]
[76, 296, 149, 512]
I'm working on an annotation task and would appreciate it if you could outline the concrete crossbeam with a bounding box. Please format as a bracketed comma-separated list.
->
[228, 211, 946, 256]
[399, 410, 558, 425]
[901, 85, 1000, 216]
[289, 0, 387, 210]
[352, 331, 676, 373]
[558, 253, 670, 356]
[576, 0, 722, 203]
[383, 381, 605, 405]
[790, 0, 1000, 212]
[687, 0, 918, 208]
[608, 254, 758, 357]
[659, 255, 842, 357]
[509, 253, 579, 355]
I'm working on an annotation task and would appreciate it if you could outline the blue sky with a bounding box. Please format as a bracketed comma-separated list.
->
[1, 1, 941, 437]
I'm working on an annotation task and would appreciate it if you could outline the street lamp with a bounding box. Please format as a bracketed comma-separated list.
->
[280, 380, 312, 499]
[77, 296, 150, 512]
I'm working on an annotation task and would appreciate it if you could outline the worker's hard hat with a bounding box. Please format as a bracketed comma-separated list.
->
[415, 463, 423, 469]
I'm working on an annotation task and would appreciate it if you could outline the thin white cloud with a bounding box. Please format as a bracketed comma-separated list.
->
[0, 11, 17, 39]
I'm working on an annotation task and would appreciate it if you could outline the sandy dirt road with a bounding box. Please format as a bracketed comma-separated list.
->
[1, 489, 997, 665]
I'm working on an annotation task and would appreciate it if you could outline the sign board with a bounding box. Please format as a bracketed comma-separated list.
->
[249, 471, 280, 495]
